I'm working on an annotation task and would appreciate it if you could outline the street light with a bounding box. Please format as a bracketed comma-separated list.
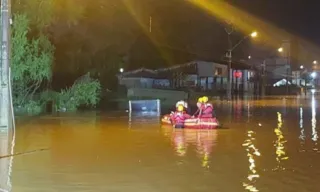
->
[119, 68, 124, 73]
[250, 31, 258, 38]
[226, 31, 258, 98]
[248, 55, 251, 59]
[313, 60, 317, 65]
[260, 47, 286, 96]
[300, 65, 304, 69]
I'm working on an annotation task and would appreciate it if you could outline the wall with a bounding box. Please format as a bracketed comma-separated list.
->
[119, 77, 154, 88]
[213, 63, 228, 77]
[127, 88, 188, 106]
[229, 69, 254, 92]
[153, 79, 170, 87]
[196, 61, 228, 78]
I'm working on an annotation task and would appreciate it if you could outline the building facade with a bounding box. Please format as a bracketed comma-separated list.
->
[118, 60, 255, 94]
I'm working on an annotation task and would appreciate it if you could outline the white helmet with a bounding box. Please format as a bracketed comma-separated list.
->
[176, 100, 185, 107]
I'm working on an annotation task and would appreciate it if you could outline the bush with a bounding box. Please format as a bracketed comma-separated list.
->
[56, 74, 101, 111]
[14, 100, 42, 115]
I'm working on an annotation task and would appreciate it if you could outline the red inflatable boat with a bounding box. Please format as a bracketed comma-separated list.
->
[161, 114, 219, 129]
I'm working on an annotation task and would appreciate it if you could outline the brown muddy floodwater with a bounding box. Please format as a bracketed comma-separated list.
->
[1, 97, 320, 192]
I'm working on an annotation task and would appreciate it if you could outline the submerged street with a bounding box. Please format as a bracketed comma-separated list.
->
[1, 97, 320, 191]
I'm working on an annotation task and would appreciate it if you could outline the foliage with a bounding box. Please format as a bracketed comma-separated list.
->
[14, 100, 42, 115]
[56, 73, 101, 111]
[14, 0, 139, 91]
[11, 14, 54, 108]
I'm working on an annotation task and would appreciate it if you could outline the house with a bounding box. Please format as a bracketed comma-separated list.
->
[118, 60, 255, 93]
[118, 68, 158, 88]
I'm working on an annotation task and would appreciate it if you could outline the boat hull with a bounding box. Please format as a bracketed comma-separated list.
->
[161, 114, 219, 129]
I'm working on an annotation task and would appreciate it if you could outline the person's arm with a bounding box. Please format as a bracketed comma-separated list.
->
[193, 108, 199, 116]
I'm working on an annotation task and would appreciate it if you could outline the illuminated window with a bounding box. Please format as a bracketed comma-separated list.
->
[215, 67, 222, 75]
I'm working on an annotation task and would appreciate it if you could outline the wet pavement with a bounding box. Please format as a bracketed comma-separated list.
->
[1, 96, 320, 191]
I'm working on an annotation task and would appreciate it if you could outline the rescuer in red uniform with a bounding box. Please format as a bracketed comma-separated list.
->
[200, 96, 214, 118]
[171, 104, 191, 128]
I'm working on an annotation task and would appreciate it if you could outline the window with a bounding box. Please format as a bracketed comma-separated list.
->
[215, 67, 223, 76]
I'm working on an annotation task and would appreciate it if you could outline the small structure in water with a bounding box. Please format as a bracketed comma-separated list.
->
[128, 99, 161, 116]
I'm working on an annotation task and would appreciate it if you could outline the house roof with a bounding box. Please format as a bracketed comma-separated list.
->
[156, 61, 197, 72]
[157, 59, 252, 71]
[118, 59, 252, 79]
[119, 68, 158, 78]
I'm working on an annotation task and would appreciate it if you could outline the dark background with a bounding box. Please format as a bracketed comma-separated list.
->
[45, 0, 319, 89]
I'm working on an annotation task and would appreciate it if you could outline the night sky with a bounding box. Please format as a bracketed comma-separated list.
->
[127, 0, 320, 67]
[44, 0, 320, 87]
[231, 0, 320, 43]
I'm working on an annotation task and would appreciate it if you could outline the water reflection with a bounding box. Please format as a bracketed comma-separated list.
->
[161, 126, 217, 167]
[299, 107, 306, 152]
[247, 101, 251, 121]
[311, 95, 318, 151]
[273, 112, 288, 171]
[128, 112, 160, 129]
[242, 130, 261, 192]
[172, 130, 187, 157]
[0, 130, 13, 192]
[189, 129, 217, 168]
[234, 100, 242, 120]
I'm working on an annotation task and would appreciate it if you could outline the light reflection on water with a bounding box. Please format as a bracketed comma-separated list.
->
[299, 107, 306, 152]
[161, 127, 217, 168]
[311, 96, 318, 151]
[0, 98, 320, 191]
[242, 130, 261, 192]
[273, 112, 288, 171]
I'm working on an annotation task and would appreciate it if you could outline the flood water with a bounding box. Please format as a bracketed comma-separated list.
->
[1, 96, 320, 191]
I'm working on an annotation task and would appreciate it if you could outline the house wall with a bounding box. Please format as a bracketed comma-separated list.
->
[196, 61, 228, 77]
[230, 69, 254, 92]
[127, 88, 188, 106]
[153, 79, 170, 87]
[119, 77, 154, 88]
[118, 61, 254, 93]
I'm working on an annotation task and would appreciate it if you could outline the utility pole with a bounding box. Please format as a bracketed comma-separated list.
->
[224, 22, 257, 99]
[0, 0, 12, 132]
[225, 25, 234, 100]
[261, 60, 266, 97]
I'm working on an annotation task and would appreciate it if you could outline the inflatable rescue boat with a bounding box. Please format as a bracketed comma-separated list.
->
[161, 114, 219, 129]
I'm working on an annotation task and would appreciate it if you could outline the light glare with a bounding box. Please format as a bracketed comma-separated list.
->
[250, 31, 257, 38]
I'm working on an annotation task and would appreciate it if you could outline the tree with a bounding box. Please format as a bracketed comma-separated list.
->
[11, 14, 54, 109]
[56, 73, 101, 111]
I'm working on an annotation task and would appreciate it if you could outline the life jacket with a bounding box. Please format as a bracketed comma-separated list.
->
[196, 102, 204, 109]
[173, 111, 188, 124]
[202, 103, 213, 115]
